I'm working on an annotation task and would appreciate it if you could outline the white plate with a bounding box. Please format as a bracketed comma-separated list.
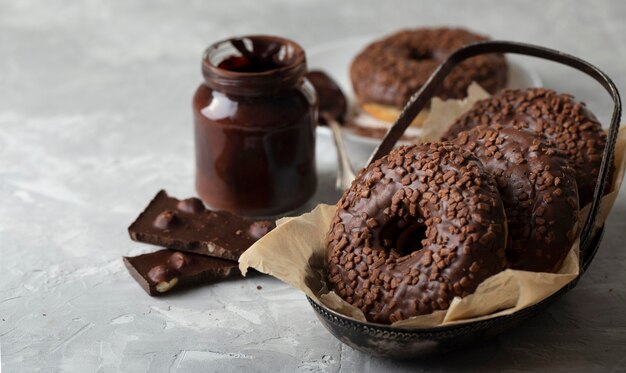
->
[308, 35, 542, 156]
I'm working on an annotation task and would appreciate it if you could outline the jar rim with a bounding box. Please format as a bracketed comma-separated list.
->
[202, 35, 307, 95]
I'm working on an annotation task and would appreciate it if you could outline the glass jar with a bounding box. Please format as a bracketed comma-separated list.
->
[193, 35, 317, 217]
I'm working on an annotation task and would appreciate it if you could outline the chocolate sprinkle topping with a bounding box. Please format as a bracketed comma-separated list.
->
[327, 143, 507, 324]
[443, 88, 607, 206]
[453, 125, 579, 272]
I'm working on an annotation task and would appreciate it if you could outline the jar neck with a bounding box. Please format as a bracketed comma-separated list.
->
[202, 35, 308, 96]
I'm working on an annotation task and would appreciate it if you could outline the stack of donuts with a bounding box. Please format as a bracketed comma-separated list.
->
[326, 86, 607, 324]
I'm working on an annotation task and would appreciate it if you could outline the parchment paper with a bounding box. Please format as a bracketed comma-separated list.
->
[419, 82, 491, 142]
[239, 87, 626, 327]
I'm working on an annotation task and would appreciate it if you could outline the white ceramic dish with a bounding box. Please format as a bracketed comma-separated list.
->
[308, 35, 543, 165]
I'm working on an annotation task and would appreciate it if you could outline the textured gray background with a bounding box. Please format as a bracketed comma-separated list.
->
[1, 0, 626, 372]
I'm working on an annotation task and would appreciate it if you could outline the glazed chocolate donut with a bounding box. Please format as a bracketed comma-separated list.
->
[443, 88, 607, 206]
[350, 28, 508, 109]
[453, 125, 579, 272]
[326, 143, 507, 324]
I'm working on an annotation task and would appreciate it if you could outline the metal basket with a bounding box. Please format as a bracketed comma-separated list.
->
[307, 40, 622, 359]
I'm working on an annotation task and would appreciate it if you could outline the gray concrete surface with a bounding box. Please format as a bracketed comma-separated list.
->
[1, 0, 625, 371]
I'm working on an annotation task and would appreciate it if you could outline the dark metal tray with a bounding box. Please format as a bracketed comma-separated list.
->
[307, 41, 622, 359]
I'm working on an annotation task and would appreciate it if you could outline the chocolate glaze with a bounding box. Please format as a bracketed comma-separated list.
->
[128, 190, 275, 261]
[194, 35, 317, 217]
[443, 88, 607, 207]
[306, 70, 347, 125]
[327, 143, 507, 324]
[454, 125, 579, 272]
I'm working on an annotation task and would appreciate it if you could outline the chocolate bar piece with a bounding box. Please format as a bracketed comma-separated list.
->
[123, 249, 239, 295]
[128, 190, 275, 261]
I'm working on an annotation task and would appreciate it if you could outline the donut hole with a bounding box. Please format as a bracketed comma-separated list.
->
[396, 222, 428, 256]
[380, 218, 428, 256]
[408, 49, 434, 61]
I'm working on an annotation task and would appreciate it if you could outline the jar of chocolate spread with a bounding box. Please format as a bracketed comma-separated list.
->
[193, 35, 317, 217]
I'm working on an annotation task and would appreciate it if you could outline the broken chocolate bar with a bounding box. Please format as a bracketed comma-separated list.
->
[128, 190, 275, 261]
[123, 249, 239, 295]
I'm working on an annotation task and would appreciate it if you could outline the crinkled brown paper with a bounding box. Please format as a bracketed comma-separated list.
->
[240, 84, 626, 327]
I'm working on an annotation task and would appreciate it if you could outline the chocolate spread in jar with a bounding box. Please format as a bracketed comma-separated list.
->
[193, 35, 317, 217]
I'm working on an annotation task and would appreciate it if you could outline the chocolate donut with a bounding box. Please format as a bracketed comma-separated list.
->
[453, 125, 579, 272]
[326, 143, 507, 324]
[350, 28, 508, 109]
[443, 88, 607, 206]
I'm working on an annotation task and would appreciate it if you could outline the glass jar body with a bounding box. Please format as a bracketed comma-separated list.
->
[193, 77, 317, 217]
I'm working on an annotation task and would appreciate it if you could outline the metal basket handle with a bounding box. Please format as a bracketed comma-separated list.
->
[366, 40, 622, 256]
